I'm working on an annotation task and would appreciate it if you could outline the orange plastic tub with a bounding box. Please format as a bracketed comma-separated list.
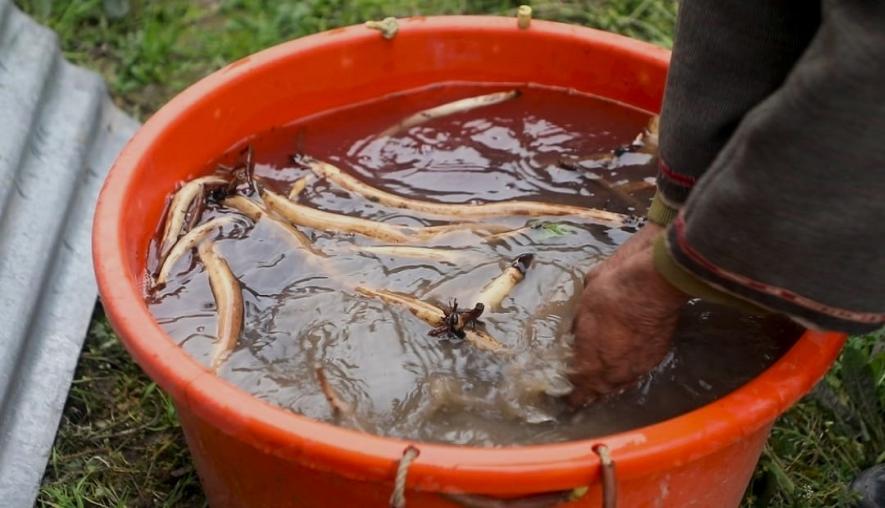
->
[93, 16, 846, 508]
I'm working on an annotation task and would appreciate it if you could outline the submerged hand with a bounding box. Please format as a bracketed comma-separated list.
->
[569, 224, 689, 406]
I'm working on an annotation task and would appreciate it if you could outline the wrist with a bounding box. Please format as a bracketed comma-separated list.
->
[643, 238, 691, 309]
[607, 231, 689, 313]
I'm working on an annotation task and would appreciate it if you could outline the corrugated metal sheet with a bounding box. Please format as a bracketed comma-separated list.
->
[0, 1, 139, 505]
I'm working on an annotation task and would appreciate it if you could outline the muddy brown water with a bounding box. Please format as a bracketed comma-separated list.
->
[147, 83, 800, 446]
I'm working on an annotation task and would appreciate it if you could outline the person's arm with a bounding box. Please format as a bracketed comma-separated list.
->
[654, 0, 820, 211]
[571, 0, 885, 404]
[658, 0, 885, 333]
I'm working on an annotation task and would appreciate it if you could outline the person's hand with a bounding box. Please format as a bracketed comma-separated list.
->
[568, 224, 689, 406]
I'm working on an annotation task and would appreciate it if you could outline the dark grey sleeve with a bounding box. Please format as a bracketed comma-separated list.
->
[657, 0, 820, 206]
[665, 0, 885, 333]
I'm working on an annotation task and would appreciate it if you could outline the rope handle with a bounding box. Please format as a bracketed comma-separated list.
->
[389, 445, 420, 508]
[389, 443, 617, 508]
[365, 17, 399, 40]
[594, 444, 617, 508]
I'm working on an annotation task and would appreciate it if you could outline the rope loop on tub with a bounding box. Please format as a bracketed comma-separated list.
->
[593, 444, 618, 508]
[366, 17, 399, 40]
[389, 445, 420, 508]
[517, 5, 532, 29]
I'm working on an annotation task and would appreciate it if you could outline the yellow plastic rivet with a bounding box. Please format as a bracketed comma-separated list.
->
[517, 5, 532, 29]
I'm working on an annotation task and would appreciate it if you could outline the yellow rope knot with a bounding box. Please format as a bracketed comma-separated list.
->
[366, 17, 399, 40]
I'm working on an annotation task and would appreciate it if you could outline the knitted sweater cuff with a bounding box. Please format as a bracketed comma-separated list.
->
[652, 234, 769, 315]
[647, 191, 679, 226]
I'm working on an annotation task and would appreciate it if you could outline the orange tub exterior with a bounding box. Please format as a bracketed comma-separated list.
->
[92, 17, 846, 508]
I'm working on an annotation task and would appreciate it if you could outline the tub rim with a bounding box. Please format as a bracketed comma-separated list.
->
[93, 15, 846, 496]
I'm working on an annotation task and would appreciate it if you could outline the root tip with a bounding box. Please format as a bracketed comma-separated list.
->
[512, 253, 534, 273]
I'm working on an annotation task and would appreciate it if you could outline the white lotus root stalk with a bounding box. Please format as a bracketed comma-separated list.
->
[261, 188, 413, 243]
[156, 216, 238, 286]
[622, 114, 660, 156]
[474, 254, 534, 311]
[558, 114, 661, 172]
[378, 90, 521, 137]
[615, 180, 655, 193]
[261, 188, 513, 243]
[358, 245, 465, 263]
[416, 222, 514, 236]
[198, 240, 244, 371]
[307, 160, 626, 225]
[643, 115, 659, 153]
[222, 195, 323, 256]
[288, 176, 310, 201]
[355, 287, 506, 352]
[158, 175, 228, 261]
[483, 223, 542, 243]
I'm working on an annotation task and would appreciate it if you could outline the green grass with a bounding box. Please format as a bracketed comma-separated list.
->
[18, 0, 676, 118]
[14, 1, 883, 507]
[743, 333, 885, 507]
[37, 309, 204, 508]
